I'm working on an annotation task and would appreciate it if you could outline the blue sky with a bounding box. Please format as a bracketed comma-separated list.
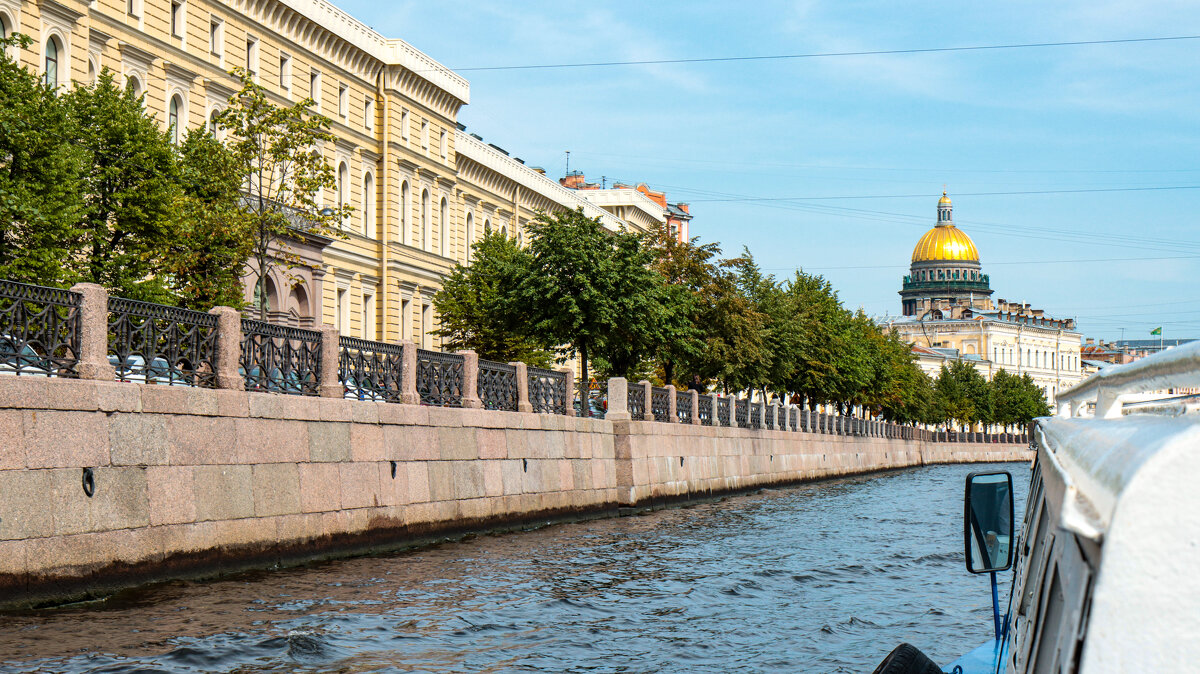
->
[338, 0, 1200, 341]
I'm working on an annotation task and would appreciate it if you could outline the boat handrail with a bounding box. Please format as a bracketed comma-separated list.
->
[1056, 339, 1200, 418]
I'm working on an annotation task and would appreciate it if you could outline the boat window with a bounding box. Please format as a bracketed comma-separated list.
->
[1031, 564, 1067, 674]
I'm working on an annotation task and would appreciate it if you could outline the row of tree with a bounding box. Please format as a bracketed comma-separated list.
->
[433, 209, 1050, 427]
[0, 33, 345, 312]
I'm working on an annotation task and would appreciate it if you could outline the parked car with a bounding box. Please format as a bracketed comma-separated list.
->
[0, 336, 52, 376]
[343, 374, 387, 401]
[108, 354, 188, 385]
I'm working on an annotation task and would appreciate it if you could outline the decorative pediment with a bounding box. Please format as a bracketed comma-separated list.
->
[36, 0, 85, 25]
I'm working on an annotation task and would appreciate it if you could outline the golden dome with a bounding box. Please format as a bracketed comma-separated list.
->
[911, 225, 979, 262]
[938, 191, 952, 205]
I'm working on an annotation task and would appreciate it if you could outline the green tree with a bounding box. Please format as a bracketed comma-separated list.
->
[164, 128, 254, 309]
[783, 270, 844, 408]
[513, 208, 665, 387]
[214, 68, 349, 319]
[432, 231, 551, 366]
[0, 33, 83, 286]
[64, 69, 180, 302]
[934, 360, 991, 429]
[642, 221, 713, 386]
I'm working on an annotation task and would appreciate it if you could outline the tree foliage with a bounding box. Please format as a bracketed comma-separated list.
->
[213, 68, 349, 318]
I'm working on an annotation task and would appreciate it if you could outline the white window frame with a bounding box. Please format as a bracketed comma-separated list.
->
[400, 108, 409, 140]
[338, 83, 348, 122]
[364, 97, 374, 133]
[421, 119, 429, 150]
[439, 129, 447, 159]
[170, 0, 186, 41]
[362, 170, 374, 237]
[279, 52, 291, 94]
[245, 34, 259, 81]
[309, 68, 321, 113]
[209, 17, 224, 63]
[362, 291, 376, 341]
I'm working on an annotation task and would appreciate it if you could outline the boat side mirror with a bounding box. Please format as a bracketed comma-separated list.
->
[964, 471, 1014, 574]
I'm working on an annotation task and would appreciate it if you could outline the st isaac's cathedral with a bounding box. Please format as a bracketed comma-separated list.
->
[882, 193, 1085, 405]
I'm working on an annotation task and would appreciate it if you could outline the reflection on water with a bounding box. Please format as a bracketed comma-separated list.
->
[0, 462, 1028, 673]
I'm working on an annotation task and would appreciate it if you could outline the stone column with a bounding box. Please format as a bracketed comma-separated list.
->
[606, 377, 631, 421]
[558, 366, 575, 416]
[511, 361, 533, 413]
[71, 283, 114, 381]
[401, 340, 420, 404]
[318, 326, 341, 398]
[690, 389, 700, 425]
[770, 402, 780, 430]
[638, 381, 654, 421]
[207, 306, 244, 390]
[665, 384, 677, 423]
[709, 394, 721, 427]
[460, 350, 482, 409]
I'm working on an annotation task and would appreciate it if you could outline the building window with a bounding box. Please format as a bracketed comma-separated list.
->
[439, 197, 449, 257]
[439, 129, 447, 159]
[279, 53, 291, 93]
[400, 180, 410, 245]
[400, 297, 411, 342]
[400, 109, 409, 140]
[362, 172, 374, 237]
[207, 108, 219, 133]
[364, 98, 374, 133]
[168, 95, 183, 144]
[421, 189, 430, 251]
[338, 83, 347, 121]
[421, 120, 429, 150]
[484, 219, 491, 235]
[336, 162, 348, 219]
[309, 69, 321, 112]
[127, 0, 141, 17]
[171, 1, 185, 38]
[465, 212, 474, 262]
[336, 288, 349, 336]
[246, 36, 259, 80]
[209, 18, 223, 57]
[420, 303, 431, 349]
[0, 14, 9, 39]
[362, 291, 375, 341]
[44, 37, 60, 89]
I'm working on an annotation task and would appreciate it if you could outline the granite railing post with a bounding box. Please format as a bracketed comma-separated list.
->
[460, 350, 483, 409]
[558, 366, 575, 416]
[709, 393, 719, 426]
[207, 306, 244, 390]
[70, 283, 114, 381]
[606, 377, 631, 421]
[318, 326, 341, 398]
[690, 389, 700, 424]
[639, 381, 654, 421]
[755, 401, 765, 430]
[401, 341, 420, 404]
[665, 385, 677, 423]
[769, 402, 779, 430]
[511, 361, 533, 413]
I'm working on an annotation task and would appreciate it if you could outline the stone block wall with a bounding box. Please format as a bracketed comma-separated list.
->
[0, 375, 1029, 609]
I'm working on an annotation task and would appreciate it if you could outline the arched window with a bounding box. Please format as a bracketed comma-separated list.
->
[501, 225, 508, 238]
[484, 219, 491, 235]
[400, 180, 410, 245]
[465, 213, 474, 262]
[44, 37, 61, 89]
[0, 14, 8, 39]
[439, 197, 448, 257]
[168, 95, 182, 144]
[337, 162, 348, 227]
[362, 172, 374, 237]
[208, 108, 219, 134]
[420, 189, 430, 251]
[87, 58, 97, 85]
[126, 75, 142, 99]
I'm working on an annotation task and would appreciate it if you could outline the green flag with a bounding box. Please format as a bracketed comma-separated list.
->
[1151, 327, 1162, 336]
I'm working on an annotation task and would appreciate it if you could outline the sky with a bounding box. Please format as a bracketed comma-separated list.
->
[336, 0, 1200, 342]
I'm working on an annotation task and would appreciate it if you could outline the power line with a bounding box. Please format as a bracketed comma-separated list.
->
[765, 253, 1200, 272]
[687, 185, 1200, 202]
[453, 35, 1200, 72]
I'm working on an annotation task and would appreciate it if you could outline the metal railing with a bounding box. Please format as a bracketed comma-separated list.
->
[628, 383, 646, 418]
[765, 405, 775, 430]
[790, 409, 799, 432]
[339, 336, 404, 402]
[650, 386, 670, 420]
[749, 403, 762, 430]
[240, 319, 321, 395]
[0, 280, 80, 377]
[717, 397, 731, 426]
[579, 378, 607, 418]
[528, 366, 566, 414]
[699, 396, 714, 426]
[108, 298, 218, 387]
[478, 359, 518, 411]
[417, 348, 464, 407]
[675, 390, 692, 423]
[735, 398, 749, 428]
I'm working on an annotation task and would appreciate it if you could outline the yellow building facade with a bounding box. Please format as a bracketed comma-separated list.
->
[3, 0, 637, 349]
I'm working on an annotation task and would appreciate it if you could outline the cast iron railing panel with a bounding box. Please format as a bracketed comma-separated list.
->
[675, 390, 693, 424]
[750, 403, 762, 429]
[417, 348, 464, 407]
[790, 409, 799, 432]
[528, 366, 566, 414]
[765, 405, 775, 430]
[735, 398, 749, 428]
[579, 378, 607, 418]
[339, 336, 403, 402]
[478, 359, 518, 411]
[650, 386, 670, 420]
[628, 385, 646, 418]
[717, 397, 730, 426]
[108, 298, 217, 387]
[698, 396, 714, 426]
[240, 320, 321, 395]
[0, 280, 80, 377]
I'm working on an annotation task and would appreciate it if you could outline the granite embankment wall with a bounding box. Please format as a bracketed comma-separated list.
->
[0, 376, 1030, 609]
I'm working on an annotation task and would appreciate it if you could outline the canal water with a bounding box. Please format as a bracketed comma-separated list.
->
[0, 462, 1028, 673]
